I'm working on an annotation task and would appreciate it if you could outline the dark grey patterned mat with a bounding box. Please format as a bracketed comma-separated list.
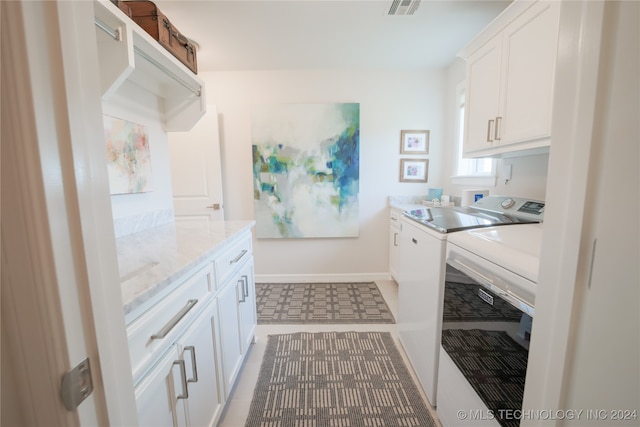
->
[245, 331, 437, 427]
[441, 329, 529, 427]
[255, 282, 395, 324]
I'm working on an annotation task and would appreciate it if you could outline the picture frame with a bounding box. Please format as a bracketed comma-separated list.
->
[400, 159, 429, 183]
[400, 130, 429, 154]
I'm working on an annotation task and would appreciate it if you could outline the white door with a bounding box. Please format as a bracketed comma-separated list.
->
[168, 105, 225, 223]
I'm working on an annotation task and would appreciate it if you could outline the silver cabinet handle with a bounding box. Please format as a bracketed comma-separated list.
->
[184, 346, 198, 383]
[151, 299, 198, 339]
[487, 119, 495, 142]
[229, 249, 248, 264]
[394, 232, 399, 247]
[495, 116, 502, 141]
[238, 279, 246, 303]
[242, 275, 249, 298]
[173, 359, 189, 399]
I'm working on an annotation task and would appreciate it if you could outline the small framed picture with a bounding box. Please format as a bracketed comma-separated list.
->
[400, 159, 429, 182]
[400, 130, 429, 154]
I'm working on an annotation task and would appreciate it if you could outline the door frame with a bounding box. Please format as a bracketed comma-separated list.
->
[1, 1, 136, 424]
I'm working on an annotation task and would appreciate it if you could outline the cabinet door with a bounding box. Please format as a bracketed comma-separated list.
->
[237, 260, 257, 354]
[217, 278, 243, 398]
[464, 35, 502, 154]
[499, 1, 560, 146]
[389, 210, 401, 282]
[135, 346, 188, 427]
[178, 301, 224, 427]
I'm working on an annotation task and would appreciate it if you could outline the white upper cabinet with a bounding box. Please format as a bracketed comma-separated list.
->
[465, 36, 503, 154]
[461, 1, 560, 157]
[93, 0, 206, 131]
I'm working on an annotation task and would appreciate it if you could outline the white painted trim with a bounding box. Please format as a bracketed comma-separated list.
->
[55, 1, 138, 424]
[521, 1, 606, 424]
[255, 273, 392, 283]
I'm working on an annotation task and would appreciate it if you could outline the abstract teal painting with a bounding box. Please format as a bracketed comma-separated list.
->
[252, 103, 360, 238]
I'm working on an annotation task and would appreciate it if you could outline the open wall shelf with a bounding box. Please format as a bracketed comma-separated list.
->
[94, 0, 206, 131]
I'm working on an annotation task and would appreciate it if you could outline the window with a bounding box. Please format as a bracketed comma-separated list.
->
[453, 82, 495, 184]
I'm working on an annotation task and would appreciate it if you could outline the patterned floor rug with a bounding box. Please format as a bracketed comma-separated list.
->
[245, 331, 437, 427]
[255, 282, 395, 324]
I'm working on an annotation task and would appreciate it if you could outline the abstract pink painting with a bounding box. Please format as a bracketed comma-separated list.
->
[103, 116, 153, 194]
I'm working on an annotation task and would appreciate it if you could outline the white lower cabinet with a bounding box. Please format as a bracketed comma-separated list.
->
[135, 299, 224, 427]
[218, 257, 256, 398]
[135, 345, 187, 427]
[389, 208, 402, 282]
[129, 228, 257, 426]
[237, 260, 257, 354]
[178, 300, 225, 427]
[217, 275, 243, 398]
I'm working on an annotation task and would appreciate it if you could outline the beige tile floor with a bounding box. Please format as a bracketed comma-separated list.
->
[217, 279, 442, 427]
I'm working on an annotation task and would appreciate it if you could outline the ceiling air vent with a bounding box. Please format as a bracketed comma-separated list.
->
[388, 0, 421, 16]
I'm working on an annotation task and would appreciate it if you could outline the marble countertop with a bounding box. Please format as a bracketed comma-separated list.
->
[388, 195, 427, 212]
[116, 219, 255, 318]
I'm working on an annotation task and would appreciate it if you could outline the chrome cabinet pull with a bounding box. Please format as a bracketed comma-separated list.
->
[495, 116, 502, 141]
[150, 299, 198, 340]
[242, 275, 249, 298]
[173, 359, 189, 399]
[238, 279, 246, 303]
[394, 232, 399, 247]
[229, 249, 248, 264]
[184, 346, 198, 383]
[487, 119, 495, 142]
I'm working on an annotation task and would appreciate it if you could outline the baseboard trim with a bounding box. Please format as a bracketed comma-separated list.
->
[254, 273, 392, 283]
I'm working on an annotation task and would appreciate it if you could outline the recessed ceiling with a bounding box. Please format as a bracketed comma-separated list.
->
[152, 0, 512, 72]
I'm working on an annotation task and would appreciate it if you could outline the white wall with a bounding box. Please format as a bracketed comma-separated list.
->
[202, 69, 446, 279]
[103, 81, 175, 237]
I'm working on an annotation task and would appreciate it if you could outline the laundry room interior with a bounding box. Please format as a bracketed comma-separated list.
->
[1, 1, 638, 426]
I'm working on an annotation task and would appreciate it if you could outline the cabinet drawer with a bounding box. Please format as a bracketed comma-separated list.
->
[214, 232, 252, 288]
[128, 263, 213, 383]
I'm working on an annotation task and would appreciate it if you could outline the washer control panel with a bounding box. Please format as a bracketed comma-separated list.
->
[518, 200, 546, 216]
[472, 196, 545, 221]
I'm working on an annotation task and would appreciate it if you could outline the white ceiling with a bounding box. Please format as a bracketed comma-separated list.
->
[152, 0, 512, 72]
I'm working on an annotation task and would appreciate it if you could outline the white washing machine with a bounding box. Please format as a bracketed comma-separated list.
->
[397, 196, 544, 408]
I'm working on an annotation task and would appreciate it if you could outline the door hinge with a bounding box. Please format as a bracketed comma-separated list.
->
[61, 357, 93, 411]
